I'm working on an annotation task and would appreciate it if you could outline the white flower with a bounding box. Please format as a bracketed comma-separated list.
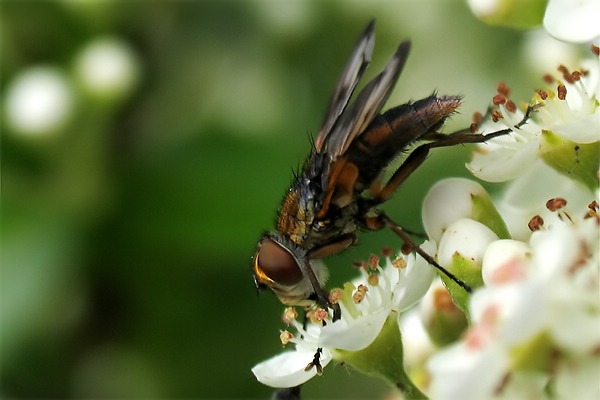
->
[467, 54, 600, 187]
[252, 245, 437, 388]
[422, 178, 497, 244]
[543, 0, 600, 43]
[427, 203, 600, 399]
[4, 66, 74, 137]
[74, 37, 140, 101]
[496, 160, 594, 241]
[251, 321, 333, 388]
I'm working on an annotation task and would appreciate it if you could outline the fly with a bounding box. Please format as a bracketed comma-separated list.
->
[252, 20, 529, 321]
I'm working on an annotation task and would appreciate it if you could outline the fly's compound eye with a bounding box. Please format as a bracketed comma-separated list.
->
[312, 219, 331, 232]
[254, 239, 303, 286]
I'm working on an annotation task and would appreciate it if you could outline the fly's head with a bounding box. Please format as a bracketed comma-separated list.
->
[252, 232, 328, 307]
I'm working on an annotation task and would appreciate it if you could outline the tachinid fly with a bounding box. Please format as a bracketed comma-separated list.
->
[252, 20, 519, 320]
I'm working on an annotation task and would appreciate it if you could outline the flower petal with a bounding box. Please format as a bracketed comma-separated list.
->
[393, 244, 437, 311]
[251, 348, 332, 388]
[543, 0, 600, 43]
[428, 342, 510, 400]
[467, 137, 539, 182]
[320, 308, 389, 351]
[422, 178, 489, 243]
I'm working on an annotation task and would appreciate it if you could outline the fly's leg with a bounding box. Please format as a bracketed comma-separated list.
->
[364, 105, 537, 291]
[365, 212, 473, 293]
[301, 259, 341, 321]
[372, 104, 537, 204]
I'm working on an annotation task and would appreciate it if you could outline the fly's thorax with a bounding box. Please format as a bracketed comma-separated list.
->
[276, 180, 318, 246]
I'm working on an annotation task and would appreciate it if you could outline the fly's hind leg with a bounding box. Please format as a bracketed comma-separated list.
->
[363, 212, 473, 293]
[370, 103, 537, 204]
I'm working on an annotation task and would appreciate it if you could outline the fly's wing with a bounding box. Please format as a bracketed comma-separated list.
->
[316, 40, 412, 215]
[325, 41, 411, 160]
[314, 20, 375, 152]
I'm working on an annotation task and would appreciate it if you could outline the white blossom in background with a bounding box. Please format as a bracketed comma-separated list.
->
[427, 195, 599, 399]
[543, 0, 600, 43]
[74, 37, 140, 101]
[467, 51, 599, 190]
[425, 44, 599, 400]
[4, 66, 74, 137]
[252, 246, 436, 390]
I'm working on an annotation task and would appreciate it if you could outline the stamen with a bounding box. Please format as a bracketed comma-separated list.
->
[282, 307, 299, 324]
[368, 273, 379, 286]
[308, 308, 328, 324]
[505, 100, 517, 113]
[491, 110, 503, 122]
[381, 247, 393, 258]
[401, 242, 413, 255]
[353, 284, 368, 303]
[497, 81, 510, 97]
[279, 330, 294, 345]
[329, 288, 343, 304]
[592, 44, 599, 57]
[546, 197, 567, 212]
[557, 84, 567, 100]
[543, 74, 555, 84]
[493, 94, 507, 105]
[528, 215, 544, 231]
[536, 89, 549, 100]
[392, 256, 407, 269]
[368, 254, 380, 270]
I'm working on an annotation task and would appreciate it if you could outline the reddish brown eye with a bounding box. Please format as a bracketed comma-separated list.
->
[257, 239, 303, 286]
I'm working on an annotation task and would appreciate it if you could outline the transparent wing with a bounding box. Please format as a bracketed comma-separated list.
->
[325, 41, 411, 159]
[314, 20, 375, 152]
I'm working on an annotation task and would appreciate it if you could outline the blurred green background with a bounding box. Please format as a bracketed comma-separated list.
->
[2, 1, 541, 398]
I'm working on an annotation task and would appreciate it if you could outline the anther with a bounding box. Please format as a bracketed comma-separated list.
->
[329, 288, 343, 305]
[279, 330, 294, 345]
[368, 254, 380, 270]
[401, 242, 413, 255]
[493, 94, 507, 105]
[392, 256, 407, 269]
[528, 215, 544, 231]
[505, 100, 517, 113]
[282, 307, 299, 324]
[536, 89, 549, 100]
[368, 273, 379, 286]
[557, 85, 567, 100]
[491, 110, 503, 122]
[307, 308, 328, 324]
[546, 197, 567, 212]
[381, 247, 393, 258]
[497, 81, 510, 97]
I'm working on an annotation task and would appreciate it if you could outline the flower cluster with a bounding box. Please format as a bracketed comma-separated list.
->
[252, 246, 436, 394]
[253, 4, 599, 398]
[423, 45, 599, 399]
